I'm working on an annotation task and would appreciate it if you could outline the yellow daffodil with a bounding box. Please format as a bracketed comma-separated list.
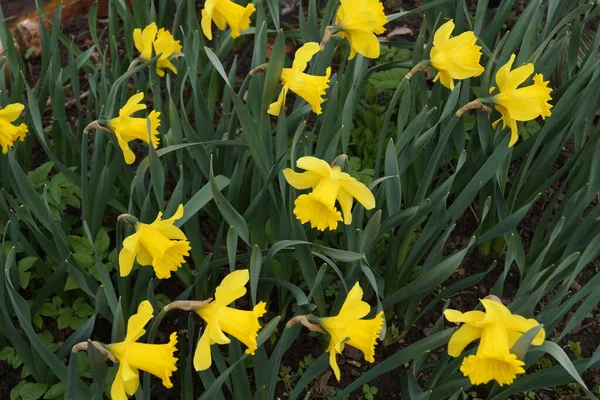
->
[429, 20, 484, 90]
[319, 283, 384, 381]
[0, 103, 28, 154]
[193, 269, 266, 371]
[444, 298, 546, 386]
[335, 0, 387, 59]
[106, 93, 161, 164]
[201, 0, 256, 40]
[490, 54, 553, 147]
[282, 156, 376, 231]
[107, 300, 178, 400]
[119, 204, 191, 279]
[268, 42, 331, 116]
[133, 22, 182, 77]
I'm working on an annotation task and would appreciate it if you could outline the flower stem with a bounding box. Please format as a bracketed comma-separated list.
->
[83, 120, 112, 134]
[249, 63, 268, 76]
[320, 25, 341, 50]
[456, 99, 493, 118]
[72, 340, 117, 363]
[117, 213, 139, 229]
[286, 315, 325, 333]
[405, 61, 432, 80]
[127, 57, 141, 71]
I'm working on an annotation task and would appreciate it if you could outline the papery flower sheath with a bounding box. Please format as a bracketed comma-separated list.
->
[194, 269, 267, 371]
[201, 0, 256, 40]
[283, 156, 376, 231]
[444, 298, 545, 386]
[0, 103, 28, 154]
[268, 42, 331, 116]
[107, 300, 178, 400]
[490, 54, 553, 147]
[429, 20, 485, 90]
[319, 283, 384, 381]
[133, 22, 182, 77]
[106, 93, 161, 164]
[336, 0, 387, 59]
[119, 204, 191, 279]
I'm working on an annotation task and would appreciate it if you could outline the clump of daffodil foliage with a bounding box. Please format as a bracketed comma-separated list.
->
[1, 0, 599, 399]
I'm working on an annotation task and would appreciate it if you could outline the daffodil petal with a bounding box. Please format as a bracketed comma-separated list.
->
[508, 315, 545, 345]
[444, 309, 486, 325]
[327, 340, 342, 381]
[292, 42, 321, 72]
[337, 189, 354, 224]
[448, 324, 482, 357]
[337, 282, 371, 320]
[339, 175, 376, 209]
[119, 233, 140, 277]
[194, 328, 213, 371]
[433, 20, 454, 48]
[267, 85, 289, 116]
[282, 169, 321, 190]
[124, 300, 153, 342]
[0, 103, 25, 121]
[215, 269, 249, 306]
[119, 92, 146, 117]
[296, 156, 332, 176]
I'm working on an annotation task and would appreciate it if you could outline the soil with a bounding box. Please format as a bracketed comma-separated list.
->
[1, 0, 599, 399]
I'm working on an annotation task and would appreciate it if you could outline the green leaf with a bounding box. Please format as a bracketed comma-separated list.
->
[43, 383, 66, 399]
[177, 175, 230, 226]
[18, 383, 47, 400]
[510, 324, 544, 360]
[68, 236, 93, 255]
[530, 341, 597, 399]
[209, 159, 250, 245]
[27, 162, 54, 189]
[94, 229, 110, 256]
